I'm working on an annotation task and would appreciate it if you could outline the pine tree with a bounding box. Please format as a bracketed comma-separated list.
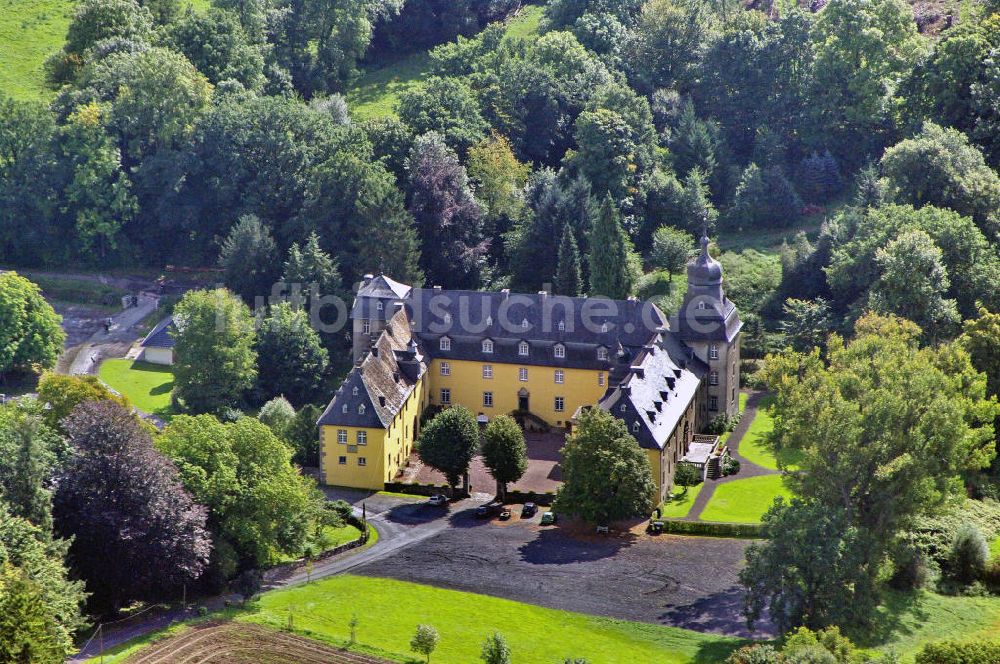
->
[588, 196, 634, 299]
[554, 224, 582, 297]
[282, 231, 341, 305]
[351, 177, 424, 285]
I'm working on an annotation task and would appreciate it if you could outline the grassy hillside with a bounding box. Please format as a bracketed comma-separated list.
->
[0, 0, 75, 100]
[0, 0, 211, 102]
[346, 4, 544, 121]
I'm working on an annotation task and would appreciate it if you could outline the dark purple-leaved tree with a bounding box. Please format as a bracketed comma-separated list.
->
[406, 131, 487, 289]
[53, 401, 211, 615]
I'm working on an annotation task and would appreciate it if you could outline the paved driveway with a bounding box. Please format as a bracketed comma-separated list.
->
[355, 508, 768, 638]
[403, 431, 565, 495]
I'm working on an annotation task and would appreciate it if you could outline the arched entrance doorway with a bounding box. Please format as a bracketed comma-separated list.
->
[517, 388, 530, 412]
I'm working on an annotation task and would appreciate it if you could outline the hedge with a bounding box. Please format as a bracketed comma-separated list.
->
[383, 482, 470, 498]
[915, 640, 1000, 664]
[657, 519, 765, 539]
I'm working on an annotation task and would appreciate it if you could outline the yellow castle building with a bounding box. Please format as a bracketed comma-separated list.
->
[317, 236, 742, 502]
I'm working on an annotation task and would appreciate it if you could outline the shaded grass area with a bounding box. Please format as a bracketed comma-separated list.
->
[863, 590, 1000, 662]
[735, 395, 802, 471]
[658, 483, 703, 519]
[700, 475, 792, 524]
[98, 359, 174, 418]
[28, 273, 129, 309]
[271, 524, 362, 566]
[241, 575, 746, 664]
[346, 5, 544, 120]
[991, 535, 1000, 561]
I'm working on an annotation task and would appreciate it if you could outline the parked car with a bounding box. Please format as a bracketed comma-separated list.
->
[520, 502, 537, 518]
[428, 494, 448, 506]
[476, 503, 501, 518]
[499, 509, 512, 521]
[541, 511, 557, 525]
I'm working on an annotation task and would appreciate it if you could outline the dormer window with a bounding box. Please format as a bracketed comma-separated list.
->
[597, 347, 608, 361]
[601, 322, 609, 333]
[518, 341, 529, 356]
[376, 301, 384, 311]
[697, 301, 707, 310]
[440, 337, 451, 351]
[352, 386, 359, 396]
[444, 313, 451, 323]
[632, 422, 640, 433]
[482, 339, 494, 354]
[554, 344, 565, 359]
[358, 404, 366, 415]
[486, 315, 493, 326]
[522, 318, 529, 330]
[620, 404, 627, 413]
[342, 404, 348, 413]
[558, 320, 565, 331]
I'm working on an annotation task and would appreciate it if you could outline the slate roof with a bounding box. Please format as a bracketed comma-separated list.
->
[140, 317, 176, 349]
[351, 274, 412, 322]
[597, 333, 706, 451]
[318, 308, 427, 428]
[405, 289, 667, 370]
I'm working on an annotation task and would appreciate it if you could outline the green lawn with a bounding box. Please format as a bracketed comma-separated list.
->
[659, 483, 703, 519]
[700, 475, 792, 524]
[867, 591, 1000, 662]
[0, 0, 74, 101]
[345, 4, 544, 120]
[735, 395, 802, 471]
[991, 535, 1000, 562]
[98, 359, 174, 418]
[272, 524, 362, 565]
[0, 0, 209, 102]
[241, 575, 745, 663]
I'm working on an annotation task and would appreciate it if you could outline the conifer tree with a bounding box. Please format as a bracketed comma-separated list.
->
[554, 224, 583, 297]
[351, 177, 424, 285]
[588, 196, 634, 299]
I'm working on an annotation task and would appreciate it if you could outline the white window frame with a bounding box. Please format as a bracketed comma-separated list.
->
[597, 347, 608, 361]
[337, 429, 348, 444]
[358, 404, 366, 415]
[554, 396, 565, 412]
[558, 320, 565, 331]
[710, 370, 719, 386]
[554, 369, 564, 384]
[710, 344, 719, 360]
[440, 388, 451, 404]
[519, 367, 528, 382]
[483, 364, 493, 379]
[598, 372, 605, 386]
[362, 319, 371, 334]
[341, 404, 348, 413]
[554, 344, 565, 359]
[482, 339, 494, 354]
[357, 431, 367, 445]
[376, 301, 384, 311]
[440, 361, 451, 376]
[633, 422, 640, 433]
[518, 341, 529, 357]
[483, 391, 493, 408]
[440, 337, 451, 351]
[358, 457, 367, 466]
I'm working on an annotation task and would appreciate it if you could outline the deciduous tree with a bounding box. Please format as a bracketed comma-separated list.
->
[256, 302, 329, 407]
[0, 273, 66, 379]
[54, 401, 210, 614]
[416, 406, 479, 493]
[410, 624, 439, 663]
[481, 415, 527, 500]
[555, 408, 655, 525]
[173, 288, 258, 415]
[219, 214, 280, 305]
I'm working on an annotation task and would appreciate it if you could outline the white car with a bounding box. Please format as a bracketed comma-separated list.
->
[428, 494, 448, 506]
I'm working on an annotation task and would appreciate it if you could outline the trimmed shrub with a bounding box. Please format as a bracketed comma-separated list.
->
[660, 519, 765, 539]
[949, 523, 990, 584]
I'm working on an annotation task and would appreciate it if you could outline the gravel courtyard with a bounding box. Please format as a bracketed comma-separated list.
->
[356, 505, 764, 638]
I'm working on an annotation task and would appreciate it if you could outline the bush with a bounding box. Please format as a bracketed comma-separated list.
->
[722, 456, 741, 477]
[915, 640, 1000, 664]
[673, 461, 702, 487]
[660, 519, 765, 538]
[727, 645, 783, 663]
[889, 540, 931, 590]
[948, 523, 990, 584]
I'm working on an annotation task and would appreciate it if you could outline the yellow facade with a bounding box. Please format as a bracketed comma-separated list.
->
[321, 379, 429, 490]
[426, 359, 608, 429]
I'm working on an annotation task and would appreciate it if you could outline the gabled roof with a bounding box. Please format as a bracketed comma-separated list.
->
[351, 274, 413, 322]
[598, 334, 704, 451]
[318, 308, 427, 429]
[140, 316, 176, 349]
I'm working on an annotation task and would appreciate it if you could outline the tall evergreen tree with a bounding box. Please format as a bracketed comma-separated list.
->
[218, 214, 280, 305]
[282, 231, 341, 305]
[588, 196, 634, 299]
[554, 224, 583, 297]
[351, 177, 424, 285]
